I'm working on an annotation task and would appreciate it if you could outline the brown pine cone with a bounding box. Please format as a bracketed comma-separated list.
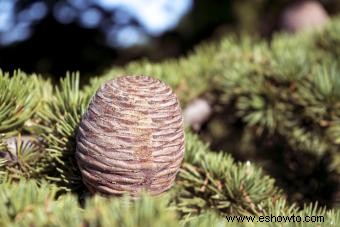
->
[76, 75, 185, 196]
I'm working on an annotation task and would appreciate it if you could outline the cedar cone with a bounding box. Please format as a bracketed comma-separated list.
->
[76, 75, 185, 196]
[280, 0, 328, 33]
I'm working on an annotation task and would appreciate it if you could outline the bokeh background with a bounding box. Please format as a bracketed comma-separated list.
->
[1, 0, 339, 79]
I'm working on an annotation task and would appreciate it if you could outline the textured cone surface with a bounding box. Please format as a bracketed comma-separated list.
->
[76, 75, 185, 196]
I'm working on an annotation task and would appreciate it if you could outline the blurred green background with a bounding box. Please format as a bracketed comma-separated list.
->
[0, 0, 339, 79]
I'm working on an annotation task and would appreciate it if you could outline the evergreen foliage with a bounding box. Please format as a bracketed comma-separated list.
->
[213, 19, 340, 206]
[176, 132, 282, 216]
[0, 16, 340, 227]
[0, 70, 42, 136]
[38, 73, 91, 191]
